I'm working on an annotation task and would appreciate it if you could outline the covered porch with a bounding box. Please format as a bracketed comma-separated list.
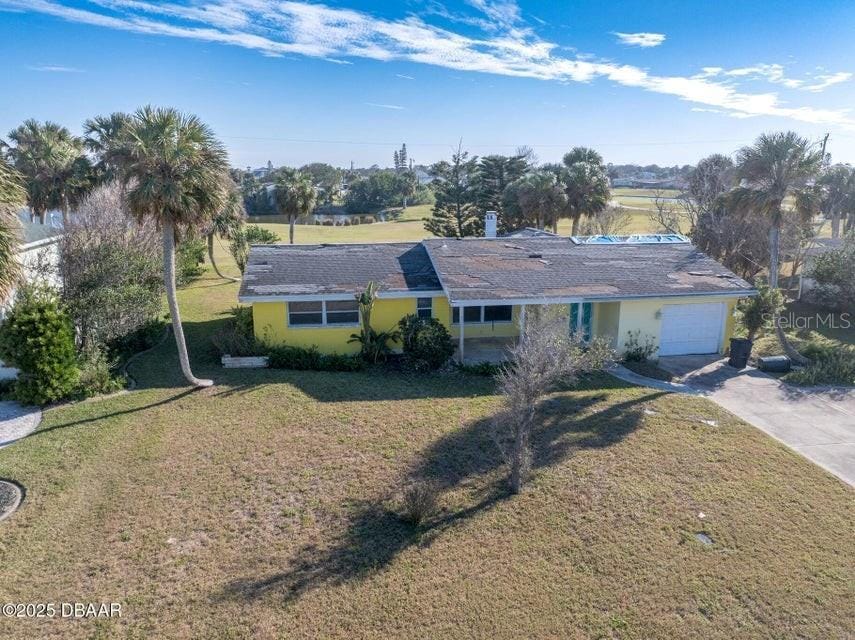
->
[451, 301, 621, 365]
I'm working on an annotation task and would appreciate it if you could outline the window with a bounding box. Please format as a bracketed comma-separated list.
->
[325, 299, 359, 325]
[416, 297, 433, 319]
[569, 302, 593, 340]
[484, 305, 513, 322]
[452, 305, 513, 324]
[288, 300, 360, 327]
[289, 301, 323, 326]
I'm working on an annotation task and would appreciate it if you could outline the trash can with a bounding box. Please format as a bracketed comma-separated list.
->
[728, 337, 753, 369]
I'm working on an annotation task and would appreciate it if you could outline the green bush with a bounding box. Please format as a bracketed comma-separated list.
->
[0, 286, 80, 405]
[176, 237, 207, 286]
[737, 284, 784, 340]
[76, 344, 125, 398]
[806, 237, 854, 311]
[787, 348, 855, 386]
[106, 318, 167, 362]
[264, 343, 364, 372]
[229, 225, 280, 273]
[397, 314, 455, 371]
[211, 307, 258, 357]
[623, 330, 657, 362]
[457, 361, 504, 376]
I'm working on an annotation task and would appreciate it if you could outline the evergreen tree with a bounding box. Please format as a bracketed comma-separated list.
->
[424, 145, 480, 237]
[475, 154, 528, 226]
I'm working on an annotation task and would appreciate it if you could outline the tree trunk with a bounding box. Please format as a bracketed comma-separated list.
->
[207, 233, 238, 282]
[831, 208, 841, 239]
[768, 225, 780, 288]
[61, 197, 69, 227]
[570, 215, 580, 236]
[768, 224, 810, 366]
[289, 214, 295, 244]
[163, 223, 213, 388]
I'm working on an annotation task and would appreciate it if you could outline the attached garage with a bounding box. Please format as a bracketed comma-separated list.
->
[659, 302, 726, 356]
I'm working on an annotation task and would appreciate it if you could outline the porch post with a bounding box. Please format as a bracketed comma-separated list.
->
[458, 306, 465, 363]
[576, 301, 584, 335]
[519, 304, 526, 336]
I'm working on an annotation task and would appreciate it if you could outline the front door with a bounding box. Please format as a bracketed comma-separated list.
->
[569, 302, 593, 341]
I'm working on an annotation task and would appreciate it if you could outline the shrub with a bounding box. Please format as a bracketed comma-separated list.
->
[737, 284, 783, 340]
[787, 348, 855, 386]
[397, 480, 439, 526]
[176, 236, 207, 286]
[264, 343, 364, 372]
[76, 344, 125, 398]
[458, 361, 504, 376]
[623, 330, 657, 362]
[348, 282, 400, 363]
[59, 183, 163, 348]
[107, 318, 167, 363]
[397, 314, 455, 371]
[211, 307, 258, 357]
[805, 237, 854, 310]
[229, 225, 280, 273]
[0, 286, 80, 405]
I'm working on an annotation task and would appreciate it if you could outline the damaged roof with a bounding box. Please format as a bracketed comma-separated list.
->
[422, 237, 755, 303]
[238, 237, 755, 303]
[238, 242, 442, 300]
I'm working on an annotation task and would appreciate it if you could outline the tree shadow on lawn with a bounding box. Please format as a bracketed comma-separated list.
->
[219, 384, 662, 605]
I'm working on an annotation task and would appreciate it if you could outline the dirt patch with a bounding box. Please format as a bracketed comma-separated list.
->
[0, 480, 23, 522]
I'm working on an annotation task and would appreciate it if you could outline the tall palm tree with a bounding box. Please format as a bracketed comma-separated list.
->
[817, 164, 855, 239]
[560, 147, 611, 235]
[0, 158, 25, 302]
[733, 131, 823, 364]
[502, 171, 567, 231]
[107, 106, 229, 388]
[83, 112, 131, 183]
[206, 180, 245, 282]
[273, 169, 317, 244]
[5, 120, 89, 225]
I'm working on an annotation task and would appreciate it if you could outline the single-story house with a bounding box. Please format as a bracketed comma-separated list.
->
[798, 237, 845, 300]
[237, 233, 756, 362]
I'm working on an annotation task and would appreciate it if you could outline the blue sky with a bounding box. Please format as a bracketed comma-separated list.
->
[3, 0, 855, 169]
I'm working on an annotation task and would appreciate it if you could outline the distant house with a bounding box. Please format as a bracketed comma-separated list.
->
[238, 223, 755, 362]
[798, 237, 845, 300]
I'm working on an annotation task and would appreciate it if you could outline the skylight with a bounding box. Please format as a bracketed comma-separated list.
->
[570, 234, 690, 245]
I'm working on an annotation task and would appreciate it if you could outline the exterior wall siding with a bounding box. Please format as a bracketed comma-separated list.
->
[615, 296, 737, 356]
[251, 295, 739, 356]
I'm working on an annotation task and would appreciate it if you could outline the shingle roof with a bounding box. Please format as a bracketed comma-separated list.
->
[238, 237, 756, 303]
[238, 242, 442, 299]
[499, 227, 558, 238]
[422, 237, 754, 303]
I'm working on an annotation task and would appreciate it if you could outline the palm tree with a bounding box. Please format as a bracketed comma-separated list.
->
[5, 120, 90, 225]
[273, 169, 317, 244]
[733, 131, 823, 364]
[206, 180, 245, 282]
[83, 112, 131, 183]
[560, 147, 611, 235]
[502, 171, 567, 231]
[818, 164, 855, 239]
[107, 106, 229, 388]
[0, 158, 25, 302]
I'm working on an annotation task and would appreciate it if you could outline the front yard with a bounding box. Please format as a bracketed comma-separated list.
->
[0, 263, 852, 639]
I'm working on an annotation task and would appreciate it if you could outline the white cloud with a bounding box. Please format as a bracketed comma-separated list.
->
[613, 32, 666, 48]
[365, 102, 405, 110]
[698, 63, 852, 93]
[27, 64, 84, 72]
[3, 0, 853, 130]
[395, 74, 415, 80]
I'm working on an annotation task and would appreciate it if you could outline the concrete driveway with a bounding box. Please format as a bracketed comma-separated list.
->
[659, 356, 855, 488]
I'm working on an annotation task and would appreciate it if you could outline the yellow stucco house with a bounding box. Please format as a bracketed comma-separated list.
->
[238, 233, 756, 362]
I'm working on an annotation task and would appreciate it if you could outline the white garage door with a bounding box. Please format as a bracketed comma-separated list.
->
[659, 302, 726, 356]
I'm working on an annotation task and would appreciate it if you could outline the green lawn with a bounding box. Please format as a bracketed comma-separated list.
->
[243, 196, 660, 245]
[0, 252, 852, 639]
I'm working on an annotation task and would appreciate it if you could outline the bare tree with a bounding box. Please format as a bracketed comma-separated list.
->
[493, 306, 613, 494]
[649, 188, 685, 233]
[580, 204, 632, 235]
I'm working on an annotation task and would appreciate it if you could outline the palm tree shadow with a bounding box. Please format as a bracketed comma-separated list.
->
[218, 385, 661, 604]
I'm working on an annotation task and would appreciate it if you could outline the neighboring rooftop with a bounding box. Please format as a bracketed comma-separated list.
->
[17, 210, 63, 247]
[570, 233, 690, 245]
[422, 237, 754, 303]
[500, 227, 558, 238]
[803, 237, 846, 258]
[238, 242, 441, 300]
